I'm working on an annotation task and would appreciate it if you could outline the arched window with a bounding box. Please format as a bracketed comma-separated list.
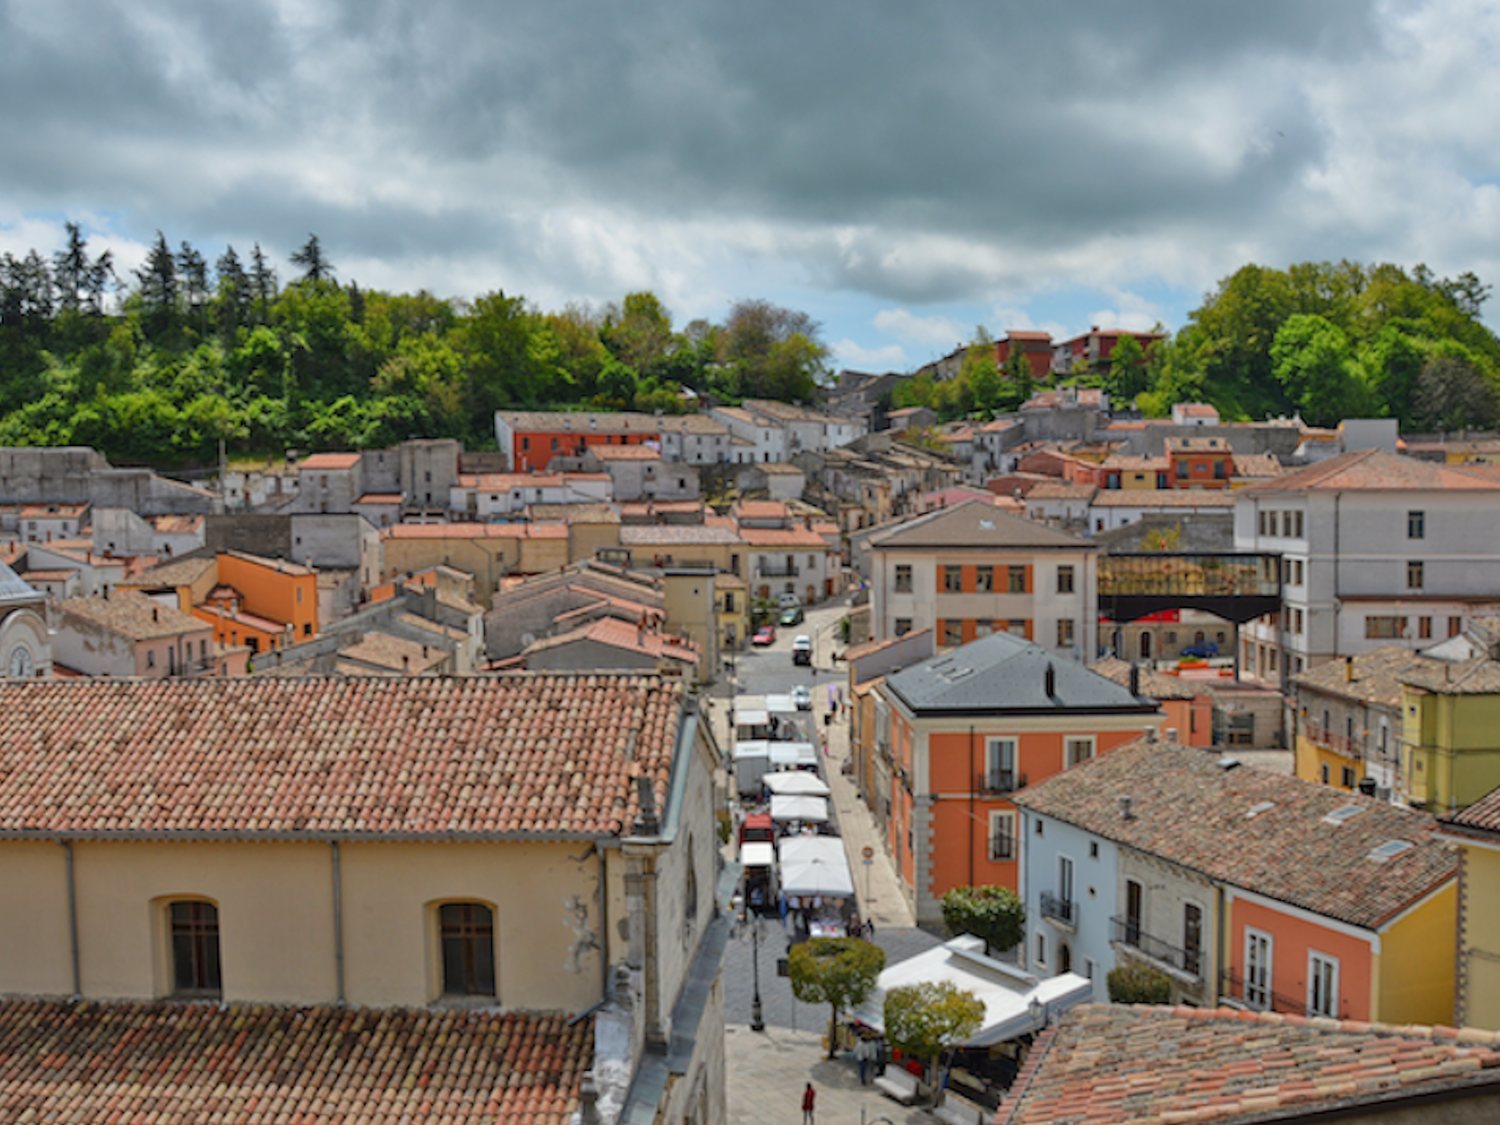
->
[439, 903, 495, 997]
[683, 838, 699, 945]
[168, 900, 221, 997]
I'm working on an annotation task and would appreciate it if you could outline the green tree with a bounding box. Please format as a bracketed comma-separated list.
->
[135, 231, 178, 342]
[1106, 962, 1173, 1004]
[52, 221, 91, 314]
[883, 981, 985, 1100]
[1269, 313, 1367, 427]
[787, 937, 885, 1059]
[214, 245, 251, 343]
[249, 242, 277, 324]
[939, 885, 1025, 955]
[721, 299, 827, 401]
[290, 234, 334, 283]
[602, 291, 675, 376]
[1413, 352, 1499, 431]
[1105, 332, 1149, 401]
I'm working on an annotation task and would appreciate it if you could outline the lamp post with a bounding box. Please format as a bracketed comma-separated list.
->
[750, 917, 766, 1032]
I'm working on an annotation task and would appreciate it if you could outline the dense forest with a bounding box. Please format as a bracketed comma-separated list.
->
[0, 226, 828, 464]
[896, 261, 1500, 431]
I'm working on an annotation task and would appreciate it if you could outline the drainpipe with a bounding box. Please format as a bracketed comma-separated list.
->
[598, 846, 610, 1004]
[330, 841, 346, 1005]
[62, 840, 80, 998]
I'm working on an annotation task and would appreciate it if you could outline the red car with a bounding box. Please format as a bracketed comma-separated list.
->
[751, 625, 777, 646]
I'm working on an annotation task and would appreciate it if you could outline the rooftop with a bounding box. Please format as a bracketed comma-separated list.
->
[1293, 648, 1422, 709]
[1089, 657, 1201, 701]
[496, 409, 657, 434]
[56, 590, 209, 641]
[869, 499, 1091, 551]
[1245, 448, 1500, 493]
[1439, 786, 1500, 838]
[1400, 655, 1500, 695]
[885, 632, 1157, 716]
[1012, 740, 1455, 930]
[528, 617, 698, 665]
[384, 522, 568, 540]
[586, 444, 662, 462]
[1091, 490, 1236, 508]
[1000, 1004, 1500, 1124]
[0, 674, 684, 838]
[0, 998, 590, 1123]
[299, 452, 362, 470]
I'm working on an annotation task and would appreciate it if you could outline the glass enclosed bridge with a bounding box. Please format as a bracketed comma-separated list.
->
[1097, 552, 1282, 625]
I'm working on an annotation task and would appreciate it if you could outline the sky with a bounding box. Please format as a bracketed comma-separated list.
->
[3, 0, 1499, 373]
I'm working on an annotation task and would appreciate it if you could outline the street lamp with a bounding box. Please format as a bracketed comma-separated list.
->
[750, 917, 766, 1032]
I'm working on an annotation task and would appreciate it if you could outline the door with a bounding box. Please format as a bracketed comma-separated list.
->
[1124, 880, 1142, 946]
[1245, 930, 1271, 1010]
[1138, 631, 1152, 660]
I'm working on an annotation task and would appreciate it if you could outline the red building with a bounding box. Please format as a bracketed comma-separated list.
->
[1165, 436, 1234, 489]
[995, 331, 1054, 380]
[1051, 326, 1166, 375]
[494, 410, 660, 472]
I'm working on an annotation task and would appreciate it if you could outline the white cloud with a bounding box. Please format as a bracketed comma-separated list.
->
[831, 338, 908, 372]
[871, 308, 965, 348]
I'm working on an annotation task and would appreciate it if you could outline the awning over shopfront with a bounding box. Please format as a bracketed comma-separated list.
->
[763, 772, 831, 797]
[769, 794, 828, 823]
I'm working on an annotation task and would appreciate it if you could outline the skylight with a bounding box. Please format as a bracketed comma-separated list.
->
[1322, 804, 1365, 826]
[979, 520, 995, 530]
[1246, 801, 1276, 819]
[1368, 839, 1415, 862]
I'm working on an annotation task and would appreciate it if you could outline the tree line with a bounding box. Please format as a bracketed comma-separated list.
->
[0, 226, 829, 464]
[894, 261, 1500, 431]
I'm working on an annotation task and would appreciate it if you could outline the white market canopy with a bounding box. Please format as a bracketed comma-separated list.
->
[739, 842, 776, 869]
[851, 936, 1092, 1046]
[779, 835, 854, 897]
[764, 693, 798, 715]
[734, 708, 771, 730]
[768, 742, 818, 769]
[732, 740, 772, 761]
[763, 772, 831, 797]
[769, 794, 829, 823]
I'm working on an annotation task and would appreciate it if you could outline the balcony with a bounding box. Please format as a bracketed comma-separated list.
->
[976, 770, 1025, 795]
[1040, 892, 1076, 929]
[1219, 968, 1341, 1018]
[988, 837, 1015, 862]
[1110, 916, 1203, 982]
[1302, 723, 1363, 759]
[757, 562, 800, 578]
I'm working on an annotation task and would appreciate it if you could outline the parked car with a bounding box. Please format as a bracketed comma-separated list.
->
[1180, 640, 1219, 659]
[792, 634, 813, 666]
[778, 592, 802, 610]
[791, 685, 812, 710]
[779, 606, 805, 626]
[752, 625, 777, 647]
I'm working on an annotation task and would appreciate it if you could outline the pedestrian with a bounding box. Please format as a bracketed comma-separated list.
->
[855, 1035, 872, 1085]
[801, 1082, 817, 1123]
[874, 1037, 888, 1077]
[865, 917, 877, 939]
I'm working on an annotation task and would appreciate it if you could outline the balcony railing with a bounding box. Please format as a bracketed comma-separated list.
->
[758, 563, 800, 577]
[1220, 968, 1342, 1019]
[976, 770, 1025, 794]
[988, 837, 1015, 862]
[1302, 723, 1363, 758]
[1040, 892, 1076, 927]
[1110, 916, 1203, 980]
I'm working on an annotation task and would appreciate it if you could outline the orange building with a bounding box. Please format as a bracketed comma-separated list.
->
[494, 410, 659, 472]
[122, 551, 319, 656]
[872, 631, 1162, 925]
[1165, 436, 1234, 490]
[1089, 657, 1214, 747]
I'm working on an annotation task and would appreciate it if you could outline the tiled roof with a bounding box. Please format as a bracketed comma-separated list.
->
[656, 413, 730, 435]
[496, 409, 656, 434]
[587, 444, 662, 461]
[529, 617, 698, 664]
[1100, 454, 1168, 472]
[0, 675, 683, 838]
[0, 998, 591, 1123]
[148, 513, 204, 533]
[620, 524, 740, 546]
[1012, 740, 1456, 930]
[337, 631, 449, 673]
[121, 553, 217, 589]
[1400, 656, 1500, 695]
[299, 452, 362, 470]
[755, 462, 805, 475]
[385, 522, 568, 540]
[354, 492, 403, 504]
[1440, 786, 1500, 836]
[19, 502, 89, 518]
[528, 502, 621, 524]
[1091, 490, 1235, 508]
[1089, 657, 1200, 701]
[735, 500, 791, 519]
[1231, 452, 1284, 478]
[1244, 449, 1500, 493]
[1176, 402, 1219, 417]
[222, 548, 316, 577]
[869, 499, 1091, 551]
[1293, 647, 1420, 709]
[57, 590, 209, 641]
[884, 632, 1158, 716]
[1027, 482, 1097, 501]
[1000, 1004, 1500, 1124]
[737, 526, 829, 548]
[1165, 436, 1229, 452]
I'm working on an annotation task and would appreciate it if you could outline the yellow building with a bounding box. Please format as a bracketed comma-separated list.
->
[381, 522, 570, 607]
[1291, 649, 1410, 797]
[1437, 789, 1500, 1029]
[1400, 657, 1500, 815]
[0, 674, 726, 1123]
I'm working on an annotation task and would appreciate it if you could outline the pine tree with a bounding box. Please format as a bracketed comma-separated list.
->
[53, 222, 89, 314]
[177, 241, 209, 334]
[250, 243, 277, 324]
[135, 231, 178, 339]
[215, 245, 250, 340]
[290, 234, 333, 283]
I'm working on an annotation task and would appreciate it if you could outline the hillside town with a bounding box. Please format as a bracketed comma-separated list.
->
[3, 338, 1500, 1123]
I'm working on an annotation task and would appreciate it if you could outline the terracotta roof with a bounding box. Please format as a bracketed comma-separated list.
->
[1165, 436, 1229, 452]
[299, 452, 362, 470]
[121, 553, 217, 589]
[385, 522, 568, 540]
[1027, 481, 1097, 501]
[19, 569, 75, 583]
[1246, 449, 1500, 493]
[869, 499, 1091, 551]
[1293, 648, 1420, 709]
[620, 525, 741, 547]
[1400, 655, 1500, 695]
[0, 675, 683, 838]
[1440, 786, 1500, 836]
[57, 591, 210, 641]
[354, 492, 403, 504]
[1176, 402, 1220, 417]
[0, 998, 591, 1123]
[528, 502, 621, 524]
[655, 413, 729, 435]
[587, 444, 661, 461]
[1231, 452, 1284, 478]
[148, 514, 204, 533]
[463, 472, 609, 490]
[19, 503, 89, 518]
[222, 548, 316, 577]
[496, 409, 657, 434]
[737, 526, 829, 548]
[1000, 1004, 1500, 1124]
[528, 616, 697, 664]
[735, 500, 791, 519]
[1013, 740, 1455, 930]
[337, 631, 449, 674]
[754, 462, 805, 475]
[1100, 454, 1168, 472]
[1089, 657, 1200, 701]
[1091, 490, 1235, 508]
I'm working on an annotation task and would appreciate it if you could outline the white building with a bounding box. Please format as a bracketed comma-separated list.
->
[1235, 450, 1500, 684]
[656, 414, 735, 465]
[449, 472, 613, 519]
[1088, 490, 1235, 536]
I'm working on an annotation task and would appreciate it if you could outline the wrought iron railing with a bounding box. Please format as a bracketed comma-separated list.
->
[1110, 916, 1202, 980]
[976, 770, 1024, 794]
[1040, 892, 1076, 927]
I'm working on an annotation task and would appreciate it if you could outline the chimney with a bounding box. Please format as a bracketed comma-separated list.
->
[1129, 663, 1141, 697]
[1165, 727, 1179, 743]
[1343, 655, 1354, 683]
[152, 607, 159, 623]
[1119, 795, 1135, 820]
[633, 775, 660, 835]
[402, 654, 410, 672]
[1044, 662, 1057, 700]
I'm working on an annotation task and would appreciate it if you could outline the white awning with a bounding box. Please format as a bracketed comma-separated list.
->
[851, 936, 1093, 1046]
[735, 708, 770, 729]
[770, 795, 828, 823]
[763, 772, 831, 797]
[779, 835, 854, 897]
[764, 693, 798, 715]
[768, 742, 817, 768]
[732, 740, 772, 761]
[740, 842, 776, 869]
[779, 836, 847, 867]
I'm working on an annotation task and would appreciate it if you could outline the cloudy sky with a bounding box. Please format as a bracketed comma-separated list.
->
[3, 0, 1498, 371]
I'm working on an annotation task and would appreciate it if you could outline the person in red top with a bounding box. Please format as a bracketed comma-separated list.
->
[801, 1081, 816, 1123]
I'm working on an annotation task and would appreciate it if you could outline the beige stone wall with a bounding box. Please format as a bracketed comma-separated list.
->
[0, 842, 73, 996]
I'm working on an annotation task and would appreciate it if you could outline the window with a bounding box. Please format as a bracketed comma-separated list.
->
[1007, 566, 1027, 593]
[1407, 510, 1425, 539]
[1341, 765, 1356, 789]
[975, 566, 994, 592]
[942, 620, 962, 646]
[1035, 933, 1046, 966]
[1006, 619, 1028, 637]
[1365, 615, 1407, 640]
[1450, 615, 1463, 637]
[1057, 855, 1074, 909]
[169, 900, 221, 997]
[1308, 952, 1339, 1018]
[1124, 880, 1142, 946]
[1407, 561, 1424, 590]
[1183, 904, 1203, 976]
[975, 619, 994, 638]
[894, 564, 912, 593]
[894, 618, 912, 636]
[683, 843, 699, 944]
[147, 650, 156, 669]
[1034, 818, 1044, 837]
[1292, 512, 1304, 538]
[1064, 737, 1094, 768]
[1057, 619, 1076, 648]
[439, 902, 496, 997]
[1245, 929, 1272, 1010]
[1320, 763, 1330, 784]
[1419, 616, 1432, 639]
[943, 565, 962, 593]
[1056, 565, 1075, 594]
[1089, 841, 1099, 859]
[988, 811, 1015, 860]
[1084, 958, 1095, 980]
[985, 738, 1016, 791]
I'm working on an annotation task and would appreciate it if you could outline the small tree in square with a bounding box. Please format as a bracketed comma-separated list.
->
[883, 980, 985, 1102]
[787, 937, 886, 1059]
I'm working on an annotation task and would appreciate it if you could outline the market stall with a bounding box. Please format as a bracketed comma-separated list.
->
[763, 772, 831, 798]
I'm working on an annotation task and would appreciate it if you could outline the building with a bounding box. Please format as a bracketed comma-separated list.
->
[1087, 489, 1236, 535]
[1089, 657, 1213, 748]
[1013, 739, 1457, 1023]
[1235, 450, 1500, 684]
[1050, 326, 1166, 376]
[995, 330, 1054, 380]
[494, 410, 660, 473]
[1436, 787, 1500, 1030]
[1170, 402, 1221, 427]
[868, 632, 1162, 925]
[999, 1004, 1500, 1123]
[0, 674, 725, 1124]
[1400, 652, 1500, 815]
[521, 616, 700, 676]
[1291, 648, 1412, 798]
[449, 471, 612, 518]
[1164, 436, 1235, 489]
[381, 522, 570, 608]
[0, 562, 49, 679]
[51, 590, 241, 678]
[868, 499, 1098, 659]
